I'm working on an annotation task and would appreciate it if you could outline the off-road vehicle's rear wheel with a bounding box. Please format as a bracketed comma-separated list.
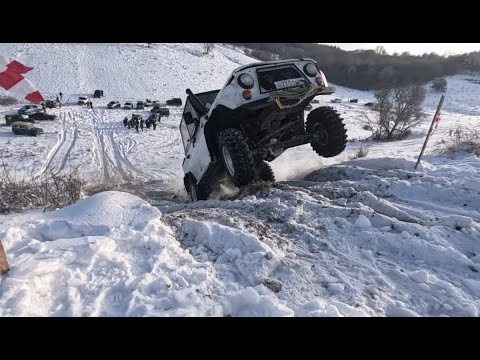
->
[185, 175, 210, 202]
[256, 161, 275, 182]
[306, 106, 347, 157]
[218, 128, 256, 187]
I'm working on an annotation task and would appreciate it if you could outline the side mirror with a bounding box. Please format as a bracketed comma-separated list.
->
[184, 112, 195, 125]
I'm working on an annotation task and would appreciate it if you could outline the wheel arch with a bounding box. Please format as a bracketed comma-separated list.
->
[204, 105, 242, 160]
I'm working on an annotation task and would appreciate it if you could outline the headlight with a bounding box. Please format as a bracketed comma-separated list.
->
[304, 63, 318, 77]
[238, 73, 254, 89]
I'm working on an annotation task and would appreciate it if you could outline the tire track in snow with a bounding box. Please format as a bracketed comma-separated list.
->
[57, 111, 79, 174]
[37, 123, 67, 176]
[37, 111, 79, 176]
[90, 111, 110, 182]
[90, 110, 146, 183]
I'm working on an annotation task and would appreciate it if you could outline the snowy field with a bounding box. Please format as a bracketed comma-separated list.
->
[0, 43, 479, 316]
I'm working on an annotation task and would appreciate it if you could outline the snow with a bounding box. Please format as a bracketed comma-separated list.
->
[355, 215, 372, 229]
[1, 43, 480, 316]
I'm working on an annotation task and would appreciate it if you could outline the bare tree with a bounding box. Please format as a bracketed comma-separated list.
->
[365, 84, 427, 140]
[375, 45, 387, 55]
[431, 77, 447, 92]
[204, 43, 214, 54]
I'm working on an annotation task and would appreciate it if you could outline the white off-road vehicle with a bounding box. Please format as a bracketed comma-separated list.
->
[179, 58, 347, 201]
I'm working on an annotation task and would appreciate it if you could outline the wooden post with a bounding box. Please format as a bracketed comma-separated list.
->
[415, 95, 445, 169]
[0, 240, 9, 275]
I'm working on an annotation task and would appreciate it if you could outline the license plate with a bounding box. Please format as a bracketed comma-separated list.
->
[274, 78, 305, 89]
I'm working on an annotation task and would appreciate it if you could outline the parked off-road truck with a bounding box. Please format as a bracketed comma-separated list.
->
[29, 112, 57, 121]
[11, 121, 44, 136]
[179, 58, 347, 202]
[5, 114, 31, 126]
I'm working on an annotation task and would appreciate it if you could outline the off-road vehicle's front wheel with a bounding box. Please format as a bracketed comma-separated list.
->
[256, 161, 275, 182]
[306, 106, 347, 157]
[218, 128, 256, 187]
[185, 174, 210, 202]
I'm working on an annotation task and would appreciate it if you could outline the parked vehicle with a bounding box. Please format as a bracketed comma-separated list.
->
[11, 121, 44, 136]
[166, 97, 182, 106]
[18, 104, 44, 115]
[151, 106, 169, 116]
[78, 96, 90, 105]
[5, 114, 30, 126]
[124, 102, 134, 110]
[45, 99, 61, 108]
[107, 101, 121, 109]
[136, 101, 145, 110]
[29, 112, 57, 121]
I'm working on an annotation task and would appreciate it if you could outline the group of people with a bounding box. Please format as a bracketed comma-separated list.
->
[123, 116, 158, 132]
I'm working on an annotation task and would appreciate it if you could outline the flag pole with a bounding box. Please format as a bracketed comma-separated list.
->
[415, 95, 445, 169]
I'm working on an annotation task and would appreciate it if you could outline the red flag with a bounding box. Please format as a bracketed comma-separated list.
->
[434, 112, 442, 128]
[0, 55, 44, 103]
[7, 60, 34, 75]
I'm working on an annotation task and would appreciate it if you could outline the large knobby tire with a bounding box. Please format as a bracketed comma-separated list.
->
[218, 128, 256, 187]
[185, 175, 210, 202]
[256, 161, 275, 182]
[306, 106, 347, 157]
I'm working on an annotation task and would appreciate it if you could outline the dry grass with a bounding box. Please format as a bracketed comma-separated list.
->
[348, 143, 369, 160]
[0, 154, 86, 213]
[437, 127, 480, 156]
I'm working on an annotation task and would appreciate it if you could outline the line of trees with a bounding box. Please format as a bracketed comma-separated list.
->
[233, 43, 480, 90]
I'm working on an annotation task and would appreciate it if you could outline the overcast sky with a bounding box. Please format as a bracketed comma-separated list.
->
[321, 43, 480, 56]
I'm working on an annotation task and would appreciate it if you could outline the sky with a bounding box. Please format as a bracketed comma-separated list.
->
[321, 43, 480, 56]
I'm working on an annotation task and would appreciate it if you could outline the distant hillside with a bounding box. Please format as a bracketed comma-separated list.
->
[234, 43, 480, 90]
[0, 43, 256, 101]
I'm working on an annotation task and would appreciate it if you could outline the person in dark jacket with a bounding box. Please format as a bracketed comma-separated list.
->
[135, 119, 139, 132]
[140, 119, 144, 132]
[123, 117, 128, 127]
[152, 118, 157, 130]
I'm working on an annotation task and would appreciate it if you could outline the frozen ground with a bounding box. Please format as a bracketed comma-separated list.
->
[1, 153, 479, 316]
[0, 43, 479, 316]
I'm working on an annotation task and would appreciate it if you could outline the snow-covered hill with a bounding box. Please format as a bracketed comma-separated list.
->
[1, 43, 479, 317]
[0, 43, 253, 100]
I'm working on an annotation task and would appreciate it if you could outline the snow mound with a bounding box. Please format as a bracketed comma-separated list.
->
[355, 215, 372, 229]
[0, 191, 293, 316]
[45, 191, 160, 229]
